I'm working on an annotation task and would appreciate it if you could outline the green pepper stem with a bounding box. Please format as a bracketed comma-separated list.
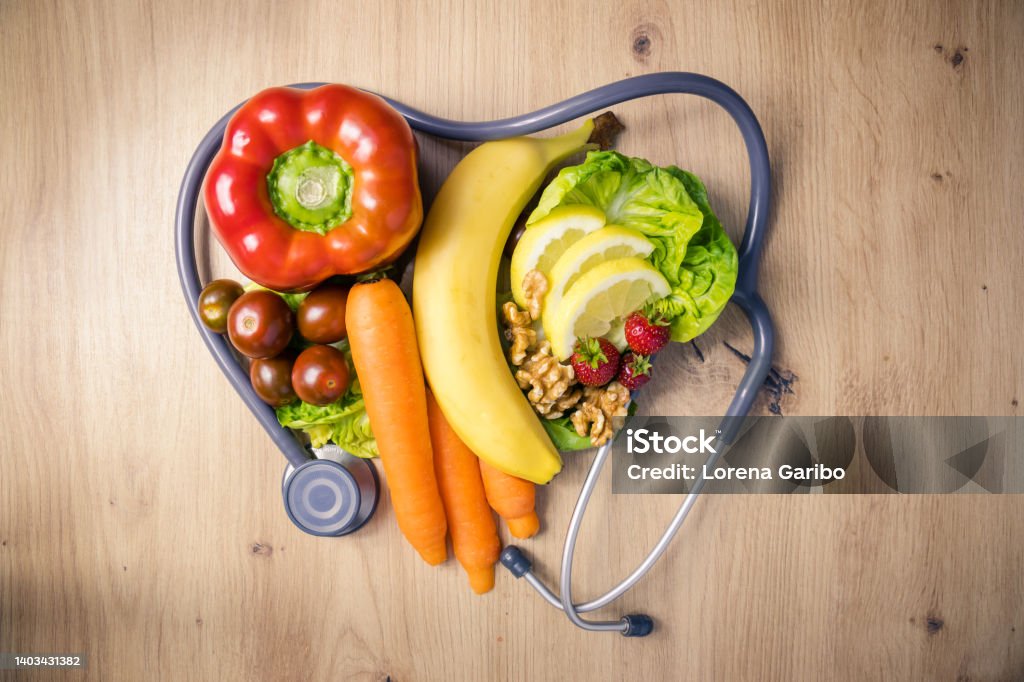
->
[267, 141, 354, 235]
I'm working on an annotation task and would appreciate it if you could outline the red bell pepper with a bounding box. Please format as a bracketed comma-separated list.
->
[203, 84, 422, 291]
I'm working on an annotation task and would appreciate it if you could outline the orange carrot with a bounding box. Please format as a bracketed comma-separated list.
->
[426, 391, 501, 594]
[479, 459, 540, 539]
[346, 279, 447, 565]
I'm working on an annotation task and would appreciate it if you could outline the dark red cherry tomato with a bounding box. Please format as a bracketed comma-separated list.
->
[250, 352, 298, 407]
[227, 290, 294, 359]
[198, 279, 244, 334]
[292, 345, 351, 406]
[297, 283, 349, 343]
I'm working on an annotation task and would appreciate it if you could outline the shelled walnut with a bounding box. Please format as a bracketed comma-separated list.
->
[521, 269, 548, 321]
[502, 301, 535, 365]
[570, 382, 631, 446]
[515, 341, 580, 418]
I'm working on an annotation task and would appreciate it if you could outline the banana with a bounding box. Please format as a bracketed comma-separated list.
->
[413, 120, 597, 484]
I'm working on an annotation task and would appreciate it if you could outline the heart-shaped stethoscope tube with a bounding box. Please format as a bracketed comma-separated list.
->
[174, 72, 774, 536]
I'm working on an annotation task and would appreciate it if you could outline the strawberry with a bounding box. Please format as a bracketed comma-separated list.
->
[624, 311, 670, 355]
[617, 352, 652, 391]
[570, 337, 620, 386]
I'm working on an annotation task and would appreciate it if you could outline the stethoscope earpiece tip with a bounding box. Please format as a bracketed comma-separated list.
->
[621, 614, 654, 637]
[499, 546, 532, 578]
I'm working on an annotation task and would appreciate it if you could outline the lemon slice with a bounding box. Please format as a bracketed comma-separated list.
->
[542, 226, 654, 342]
[547, 257, 671, 360]
[510, 205, 606, 308]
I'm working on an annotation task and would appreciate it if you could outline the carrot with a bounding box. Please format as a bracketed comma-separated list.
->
[346, 279, 447, 565]
[426, 391, 501, 593]
[479, 459, 540, 539]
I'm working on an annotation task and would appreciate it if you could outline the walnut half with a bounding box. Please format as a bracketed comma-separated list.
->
[522, 269, 548, 321]
[571, 382, 631, 446]
[502, 301, 536, 365]
[515, 341, 579, 418]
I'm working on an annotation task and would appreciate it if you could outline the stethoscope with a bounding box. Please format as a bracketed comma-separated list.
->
[176, 73, 773, 636]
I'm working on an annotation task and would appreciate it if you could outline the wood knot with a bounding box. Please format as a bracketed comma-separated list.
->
[935, 43, 968, 69]
[926, 613, 944, 634]
[251, 542, 273, 557]
[723, 341, 798, 415]
[633, 34, 651, 56]
[630, 24, 660, 61]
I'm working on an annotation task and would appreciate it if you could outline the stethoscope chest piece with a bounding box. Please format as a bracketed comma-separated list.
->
[281, 445, 380, 537]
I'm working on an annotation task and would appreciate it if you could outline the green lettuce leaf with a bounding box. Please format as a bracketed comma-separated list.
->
[527, 151, 737, 342]
[650, 168, 738, 341]
[275, 377, 378, 459]
[542, 415, 594, 451]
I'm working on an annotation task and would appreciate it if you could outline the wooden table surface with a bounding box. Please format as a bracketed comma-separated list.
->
[2, 1, 1022, 680]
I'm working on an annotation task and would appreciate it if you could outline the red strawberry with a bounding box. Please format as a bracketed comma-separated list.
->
[617, 352, 653, 391]
[624, 311, 670, 355]
[570, 337, 620, 386]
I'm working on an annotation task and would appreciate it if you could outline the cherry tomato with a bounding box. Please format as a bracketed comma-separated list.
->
[250, 352, 298, 407]
[297, 283, 349, 343]
[198, 279, 244, 334]
[292, 345, 350, 406]
[227, 290, 294, 359]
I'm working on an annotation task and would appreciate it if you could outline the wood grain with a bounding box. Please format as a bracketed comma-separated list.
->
[1, 0, 1022, 679]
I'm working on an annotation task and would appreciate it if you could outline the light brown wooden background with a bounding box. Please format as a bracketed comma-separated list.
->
[2, 1, 1022, 680]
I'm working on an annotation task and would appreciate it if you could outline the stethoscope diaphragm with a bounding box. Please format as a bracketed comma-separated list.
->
[281, 445, 379, 537]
